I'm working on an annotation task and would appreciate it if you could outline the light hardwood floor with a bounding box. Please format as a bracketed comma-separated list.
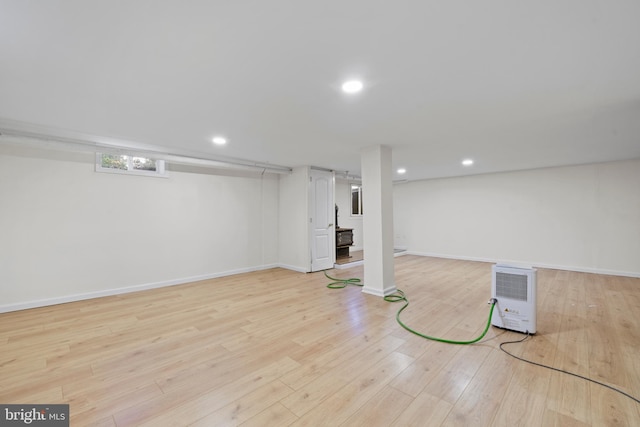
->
[1, 256, 639, 426]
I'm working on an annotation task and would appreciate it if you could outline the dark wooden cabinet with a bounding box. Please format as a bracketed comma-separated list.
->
[336, 228, 354, 259]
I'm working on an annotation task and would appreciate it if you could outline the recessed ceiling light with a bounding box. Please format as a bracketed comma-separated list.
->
[341, 80, 363, 94]
[397, 168, 407, 174]
[462, 159, 474, 166]
[212, 136, 227, 145]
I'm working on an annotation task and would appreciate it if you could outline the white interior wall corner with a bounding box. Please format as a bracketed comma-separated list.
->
[0, 143, 282, 310]
[277, 166, 310, 272]
[393, 160, 640, 277]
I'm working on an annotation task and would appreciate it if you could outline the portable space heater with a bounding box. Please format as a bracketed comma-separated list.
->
[491, 264, 537, 334]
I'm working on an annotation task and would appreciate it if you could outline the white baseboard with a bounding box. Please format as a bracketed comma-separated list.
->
[334, 260, 363, 269]
[333, 250, 406, 269]
[5, 253, 635, 314]
[362, 284, 398, 297]
[0, 263, 281, 313]
[407, 251, 640, 278]
[277, 263, 310, 273]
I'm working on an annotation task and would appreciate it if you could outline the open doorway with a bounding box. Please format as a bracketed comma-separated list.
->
[334, 179, 363, 260]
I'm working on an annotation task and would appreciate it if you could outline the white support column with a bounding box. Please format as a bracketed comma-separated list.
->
[360, 145, 397, 297]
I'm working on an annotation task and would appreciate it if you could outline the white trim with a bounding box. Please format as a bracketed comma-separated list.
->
[277, 263, 310, 273]
[407, 251, 640, 278]
[0, 117, 292, 174]
[349, 182, 363, 217]
[362, 284, 397, 297]
[0, 264, 279, 313]
[309, 169, 336, 272]
[334, 260, 364, 269]
[333, 250, 406, 269]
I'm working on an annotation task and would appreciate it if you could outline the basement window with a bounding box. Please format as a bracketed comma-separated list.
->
[351, 184, 363, 216]
[96, 153, 167, 177]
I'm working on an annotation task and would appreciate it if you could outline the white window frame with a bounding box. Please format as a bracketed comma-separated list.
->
[95, 153, 168, 178]
[350, 183, 363, 216]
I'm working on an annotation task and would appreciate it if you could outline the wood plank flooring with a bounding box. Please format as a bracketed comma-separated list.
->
[1, 256, 639, 426]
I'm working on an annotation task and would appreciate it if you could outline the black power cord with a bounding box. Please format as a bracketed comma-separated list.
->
[499, 333, 640, 406]
[323, 271, 640, 406]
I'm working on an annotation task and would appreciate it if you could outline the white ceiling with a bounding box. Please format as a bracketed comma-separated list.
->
[1, 1, 639, 180]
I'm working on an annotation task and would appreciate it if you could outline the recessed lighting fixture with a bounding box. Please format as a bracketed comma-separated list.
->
[462, 159, 474, 166]
[212, 136, 227, 145]
[341, 80, 363, 94]
[397, 168, 407, 174]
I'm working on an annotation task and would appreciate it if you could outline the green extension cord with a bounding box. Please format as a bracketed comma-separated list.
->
[385, 289, 496, 344]
[324, 273, 640, 405]
[324, 271, 496, 345]
[324, 271, 363, 289]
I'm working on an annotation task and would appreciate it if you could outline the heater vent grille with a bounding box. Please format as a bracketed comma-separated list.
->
[495, 272, 528, 301]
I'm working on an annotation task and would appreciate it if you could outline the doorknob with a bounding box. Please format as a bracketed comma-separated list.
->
[328, 223, 334, 227]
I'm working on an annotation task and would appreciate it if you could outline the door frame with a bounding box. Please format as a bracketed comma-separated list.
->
[309, 169, 336, 272]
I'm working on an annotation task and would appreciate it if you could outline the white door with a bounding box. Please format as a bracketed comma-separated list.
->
[310, 169, 335, 271]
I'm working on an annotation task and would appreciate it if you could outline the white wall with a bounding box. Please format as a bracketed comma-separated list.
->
[335, 179, 363, 251]
[277, 166, 310, 272]
[394, 160, 640, 277]
[0, 144, 280, 311]
[3, 142, 637, 312]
